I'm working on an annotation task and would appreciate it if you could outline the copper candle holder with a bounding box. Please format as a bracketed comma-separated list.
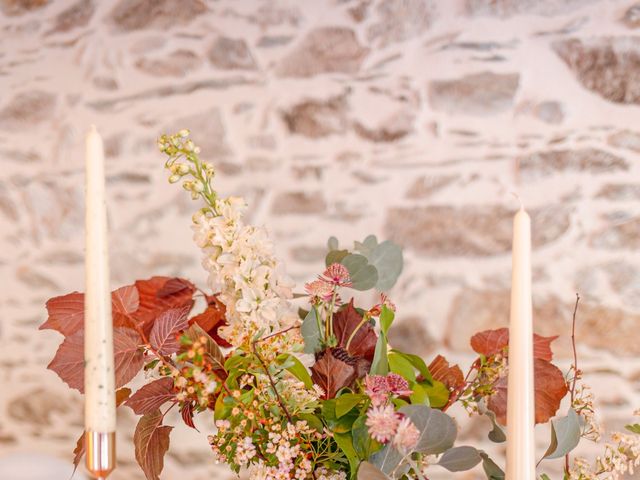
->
[85, 431, 116, 479]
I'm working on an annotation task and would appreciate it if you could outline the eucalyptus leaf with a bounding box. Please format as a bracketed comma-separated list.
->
[326, 249, 349, 267]
[301, 308, 321, 354]
[480, 452, 505, 480]
[398, 405, 457, 455]
[357, 461, 391, 480]
[341, 254, 379, 291]
[369, 443, 405, 476]
[437, 446, 482, 472]
[478, 401, 506, 443]
[354, 235, 378, 258]
[368, 240, 403, 291]
[541, 408, 581, 461]
[328, 236, 340, 251]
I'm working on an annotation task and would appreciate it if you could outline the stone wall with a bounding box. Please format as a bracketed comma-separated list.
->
[0, 0, 639, 479]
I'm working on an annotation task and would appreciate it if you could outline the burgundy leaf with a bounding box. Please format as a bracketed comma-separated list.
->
[157, 278, 195, 298]
[180, 402, 198, 431]
[470, 328, 559, 361]
[149, 307, 191, 355]
[333, 300, 377, 362]
[488, 358, 568, 425]
[428, 355, 465, 391]
[48, 328, 143, 393]
[41, 292, 84, 336]
[134, 277, 195, 335]
[112, 284, 140, 328]
[42, 286, 141, 336]
[114, 328, 145, 388]
[134, 410, 173, 480]
[190, 296, 231, 348]
[47, 329, 84, 391]
[126, 378, 176, 415]
[311, 348, 357, 399]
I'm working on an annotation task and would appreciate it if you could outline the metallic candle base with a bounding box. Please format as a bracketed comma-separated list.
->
[86, 431, 116, 479]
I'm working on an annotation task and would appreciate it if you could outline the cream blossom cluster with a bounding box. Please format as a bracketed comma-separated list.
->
[192, 197, 299, 346]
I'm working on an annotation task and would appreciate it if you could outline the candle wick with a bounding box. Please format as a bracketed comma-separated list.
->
[509, 191, 524, 211]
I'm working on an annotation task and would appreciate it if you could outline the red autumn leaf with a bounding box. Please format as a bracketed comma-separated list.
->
[47, 329, 85, 391]
[311, 348, 357, 399]
[134, 410, 173, 480]
[72, 387, 131, 472]
[149, 307, 190, 355]
[134, 277, 195, 335]
[428, 355, 465, 391]
[332, 300, 377, 362]
[157, 277, 195, 298]
[42, 285, 140, 336]
[112, 285, 140, 328]
[488, 358, 568, 425]
[180, 402, 198, 431]
[113, 328, 145, 387]
[190, 295, 231, 348]
[470, 328, 559, 361]
[41, 292, 84, 336]
[126, 378, 176, 415]
[48, 328, 144, 392]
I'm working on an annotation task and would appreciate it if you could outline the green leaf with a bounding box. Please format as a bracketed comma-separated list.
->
[301, 308, 322, 354]
[420, 380, 449, 408]
[327, 236, 340, 251]
[326, 249, 349, 267]
[336, 393, 366, 419]
[352, 415, 380, 459]
[277, 353, 313, 389]
[437, 446, 482, 472]
[341, 254, 378, 291]
[214, 392, 231, 420]
[408, 382, 430, 406]
[390, 350, 433, 384]
[357, 461, 391, 480]
[379, 305, 394, 336]
[399, 405, 457, 455]
[388, 351, 416, 382]
[626, 424, 640, 434]
[297, 413, 324, 432]
[541, 408, 581, 461]
[480, 452, 505, 480]
[334, 432, 359, 479]
[322, 399, 359, 433]
[370, 331, 389, 376]
[540, 475, 552, 480]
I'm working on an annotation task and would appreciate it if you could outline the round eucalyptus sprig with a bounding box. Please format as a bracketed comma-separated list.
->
[158, 129, 219, 215]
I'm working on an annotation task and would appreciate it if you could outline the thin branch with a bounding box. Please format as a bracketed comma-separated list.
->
[565, 293, 581, 474]
[252, 339, 293, 423]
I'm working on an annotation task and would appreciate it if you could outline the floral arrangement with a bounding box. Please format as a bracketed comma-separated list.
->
[42, 130, 639, 480]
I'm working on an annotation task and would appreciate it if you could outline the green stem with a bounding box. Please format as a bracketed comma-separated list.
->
[345, 313, 370, 351]
[327, 289, 338, 340]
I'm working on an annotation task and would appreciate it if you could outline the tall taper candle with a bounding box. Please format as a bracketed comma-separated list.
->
[85, 126, 116, 478]
[506, 206, 536, 479]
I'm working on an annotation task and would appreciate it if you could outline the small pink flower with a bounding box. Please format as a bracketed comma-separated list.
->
[366, 404, 400, 443]
[393, 417, 420, 452]
[365, 375, 389, 407]
[368, 293, 396, 317]
[386, 373, 412, 397]
[320, 263, 352, 288]
[305, 279, 334, 302]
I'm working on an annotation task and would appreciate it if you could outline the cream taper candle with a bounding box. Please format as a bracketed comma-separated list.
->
[506, 206, 536, 480]
[84, 126, 116, 477]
